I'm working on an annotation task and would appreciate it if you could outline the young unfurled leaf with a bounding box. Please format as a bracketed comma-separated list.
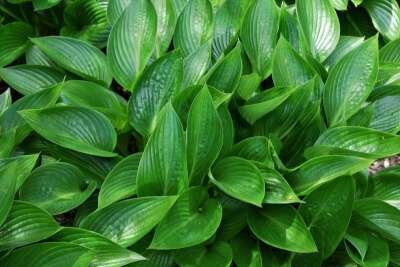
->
[20, 106, 117, 157]
[31, 36, 112, 87]
[107, 0, 157, 90]
[240, 0, 280, 78]
[19, 162, 97, 215]
[150, 187, 222, 249]
[136, 103, 188, 196]
[80, 196, 177, 247]
[210, 156, 265, 207]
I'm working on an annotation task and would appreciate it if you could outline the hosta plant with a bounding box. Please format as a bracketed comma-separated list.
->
[1, 0, 400, 266]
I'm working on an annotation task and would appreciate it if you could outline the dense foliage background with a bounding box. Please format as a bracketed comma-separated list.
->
[0, 0, 400, 266]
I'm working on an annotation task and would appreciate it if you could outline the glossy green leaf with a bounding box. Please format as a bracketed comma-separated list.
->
[19, 106, 117, 157]
[323, 36, 379, 126]
[362, 0, 400, 40]
[136, 103, 188, 196]
[287, 155, 372, 195]
[0, 89, 11, 117]
[25, 45, 55, 67]
[152, 0, 177, 56]
[187, 86, 223, 185]
[323, 36, 365, 70]
[173, 0, 213, 57]
[0, 242, 93, 267]
[182, 42, 212, 89]
[0, 162, 17, 227]
[299, 176, 355, 259]
[0, 85, 61, 144]
[240, 0, 280, 78]
[0, 65, 65, 95]
[228, 136, 271, 163]
[51, 227, 145, 266]
[128, 51, 183, 137]
[248, 205, 317, 253]
[0, 154, 39, 191]
[0, 22, 33, 67]
[297, 0, 340, 61]
[108, 0, 157, 90]
[98, 153, 141, 209]
[174, 241, 232, 267]
[107, 0, 131, 25]
[19, 162, 96, 215]
[0, 201, 60, 251]
[31, 36, 112, 87]
[367, 171, 400, 209]
[380, 39, 400, 64]
[210, 156, 265, 206]
[80, 196, 177, 247]
[279, 4, 301, 53]
[150, 187, 222, 249]
[369, 95, 400, 133]
[330, 0, 348, 10]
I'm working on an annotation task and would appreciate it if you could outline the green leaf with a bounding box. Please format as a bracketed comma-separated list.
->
[367, 171, 400, 209]
[287, 155, 372, 195]
[323, 36, 379, 126]
[297, 0, 340, 61]
[187, 86, 223, 185]
[236, 73, 262, 101]
[231, 232, 262, 267]
[352, 198, 400, 243]
[182, 42, 212, 89]
[0, 22, 33, 67]
[150, 187, 222, 249]
[136, 103, 188, 196]
[369, 95, 400, 133]
[306, 126, 400, 159]
[107, 0, 131, 25]
[173, 0, 213, 57]
[272, 38, 316, 87]
[0, 242, 93, 267]
[152, 0, 177, 56]
[98, 153, 141, 209]
[31, 36, 112, 87]
[107, 0, 157, 90]
[0, 154, 39, 191]
[299, 176, 355, 259]
[240, 0, 280, 78]
[19, 162, 96, 215]
[216, 195, 248, 241]
[80, 196, 177, 247]
[239, 86, 297, 124]
[51, 227, 145, 266]
[323, 36, 365, 70]
[330, 0, 348, 10]
[128, 51, 183, 137]
[248, 205, 317, 253]
[174, 241, 232, 267]
[380, 39, 400, 64]
[0, 89, 12, 117]
[228, 136, 272, 164]
[256, 164, 300, 204]
[0, 85, 61, 144]
[210, 156, 265, 207]
[0, 65, 65, 95]
[33, 0, 62, 11]
[279, 4, 301, 53]
[60, 80, 128, 131]
[0, 201, 60, 251]
[25, 45, 55, 67]
[207, 44, 242, 93]
[0, 162, 17, 227]
[362, 0, 400, 41]
[217, 104, 234, 156]
[19, 106, 117, 157]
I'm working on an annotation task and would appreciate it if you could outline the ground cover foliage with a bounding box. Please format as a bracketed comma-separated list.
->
[0, 0, 400, 266]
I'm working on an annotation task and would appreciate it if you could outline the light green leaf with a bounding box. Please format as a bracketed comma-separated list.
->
[19, 162, 96, 215]
[0, 89, 12, 116]
[108, 0, 157, 90]
[51, 228, 145, 267]
[0, 201, 60, 251]
[307, 126, 400, 158]
[239, 86, 297, 124]
[128, 51, 183, 137]
[210, 156, 265, 206]
[380, 39, 400, 64]
[107, 0, 131, 25]
[152, 0, 177, 56]
[0, 85, 61, 144]
[287, 155, 372, 195]
[98, 153, 141, 209]
[248, 205, 317, 253]
[187, 86, 223, 185]
[150, 187, 222, 249]
[330, 0, 348, 10]
[174, 241, 232, 267]
[136, 103, 188, 196]
[80, 196, 177, 247]
[0, 22, 33, 67]
[33, 0, 62, 11]
[0, 242, 93, 267]
[173, 0, 213, 57]
[182, 42, 212, 89]
[240, 0, 280, 78]
[297, 0, 340, 61]
[369, 95, 400, 133]
[323, 36, 365, 70]
[236, 73, 261, 101]
[362, 0, 400, 40]
[0, 65, 64, 95]
[299, 176, 355, 259]
[31, 36, 112, 87]
[323, 36, 379, 126]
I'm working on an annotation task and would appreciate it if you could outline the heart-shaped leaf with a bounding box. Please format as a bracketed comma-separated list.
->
[19, 106, 117, 157]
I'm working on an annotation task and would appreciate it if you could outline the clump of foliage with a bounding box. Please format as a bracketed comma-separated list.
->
[0, 0, 400, 266]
